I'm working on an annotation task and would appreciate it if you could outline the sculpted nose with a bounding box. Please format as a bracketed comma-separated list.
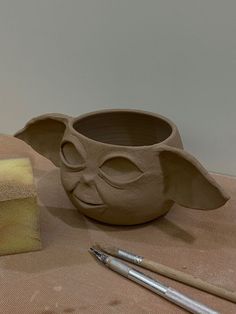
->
[80, 173, 95, 185]
[74, 174, 103, 205]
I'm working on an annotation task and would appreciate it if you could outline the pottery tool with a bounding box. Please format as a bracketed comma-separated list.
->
[95, 244, 236, 304]
[89, 247, 219, 314]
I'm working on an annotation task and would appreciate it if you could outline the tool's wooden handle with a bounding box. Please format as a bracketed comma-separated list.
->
[142, 258, 236, 303]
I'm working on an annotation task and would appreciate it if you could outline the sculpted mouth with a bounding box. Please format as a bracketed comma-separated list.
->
[74, 195, 104, 207]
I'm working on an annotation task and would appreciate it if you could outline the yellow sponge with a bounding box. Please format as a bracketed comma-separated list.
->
[0, 158, 41, 255]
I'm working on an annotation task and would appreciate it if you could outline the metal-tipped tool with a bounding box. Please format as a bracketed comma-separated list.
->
[89, 246, 219, 314]
[95, 244, 236, 304]
[89, 247, 109, 264]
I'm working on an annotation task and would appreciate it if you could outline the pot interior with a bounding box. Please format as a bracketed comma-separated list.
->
[73, 111, 172, 146]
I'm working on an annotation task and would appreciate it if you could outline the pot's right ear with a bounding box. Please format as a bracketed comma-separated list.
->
[157, 145, 229, 209]
[15, 113, 71, 167]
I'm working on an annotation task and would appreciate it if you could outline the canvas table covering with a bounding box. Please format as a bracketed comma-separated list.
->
[0, 135, 235, 314]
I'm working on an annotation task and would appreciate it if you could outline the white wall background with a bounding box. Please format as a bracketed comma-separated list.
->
[0, 0, 235, 175]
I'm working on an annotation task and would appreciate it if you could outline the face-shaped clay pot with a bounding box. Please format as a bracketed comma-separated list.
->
[15, 110, 229, 225]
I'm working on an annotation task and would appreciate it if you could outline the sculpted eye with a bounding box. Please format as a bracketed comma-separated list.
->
[60, 142, 85, 168]
[99, 156, 143, 184]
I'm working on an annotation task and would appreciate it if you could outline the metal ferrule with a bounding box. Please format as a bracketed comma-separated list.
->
[117, 249, 143, 264]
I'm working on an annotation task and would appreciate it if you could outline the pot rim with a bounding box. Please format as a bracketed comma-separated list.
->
[69, 109, 178, 148]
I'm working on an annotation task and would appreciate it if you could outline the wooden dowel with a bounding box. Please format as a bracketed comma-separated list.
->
[141, 258, 236, 303]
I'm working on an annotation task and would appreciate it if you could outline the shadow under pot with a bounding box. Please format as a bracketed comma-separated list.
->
[15, 109, 229, 225]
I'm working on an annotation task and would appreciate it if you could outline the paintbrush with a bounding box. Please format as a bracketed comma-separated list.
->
[94, 243, 236, 304]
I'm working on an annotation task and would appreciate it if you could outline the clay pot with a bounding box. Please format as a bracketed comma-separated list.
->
[15, 109, 229, 225]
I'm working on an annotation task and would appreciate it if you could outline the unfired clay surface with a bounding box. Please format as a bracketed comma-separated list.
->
[15, 110, 229, 225]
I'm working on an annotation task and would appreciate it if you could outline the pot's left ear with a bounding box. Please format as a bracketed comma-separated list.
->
[15, 113, 71, 167]
[157, 145, 229, 209]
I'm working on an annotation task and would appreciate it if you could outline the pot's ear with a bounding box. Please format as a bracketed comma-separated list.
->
[158, 145, 229, 209]
[15, 113, 71, 167]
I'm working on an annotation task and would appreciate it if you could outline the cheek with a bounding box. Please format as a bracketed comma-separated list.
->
[97, 173, 165, 210]
[60, 168, 81, 192]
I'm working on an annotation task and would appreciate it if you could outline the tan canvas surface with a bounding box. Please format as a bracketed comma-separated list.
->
[0, 135, 235, 314]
